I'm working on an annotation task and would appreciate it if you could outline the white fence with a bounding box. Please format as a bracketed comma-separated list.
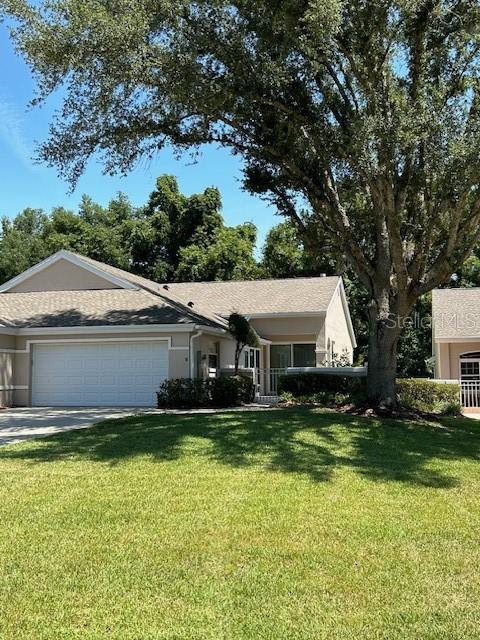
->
[254, 366, 367, 400]
[254, 368, 286, 399]
[461, 381, 480, 408]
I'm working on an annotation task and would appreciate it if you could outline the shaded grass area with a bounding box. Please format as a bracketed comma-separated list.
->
[0, 408, 479, 639]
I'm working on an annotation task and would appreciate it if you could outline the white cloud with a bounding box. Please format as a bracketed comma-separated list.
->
[0, 100, 35, 169]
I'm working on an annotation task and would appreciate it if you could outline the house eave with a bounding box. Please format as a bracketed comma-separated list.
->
[16, 323, 199, 336]
[434, 336, 480, 343]
[241, 311, 327, 319]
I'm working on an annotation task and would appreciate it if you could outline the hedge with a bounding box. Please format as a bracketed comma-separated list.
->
[278, 372, 364, 396]
[396, 379, 461, 415]
[157, 375, 255, 409]
[279, 373, 461, 415]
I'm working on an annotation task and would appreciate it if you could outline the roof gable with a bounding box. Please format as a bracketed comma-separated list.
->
[0, 251, 137, 293]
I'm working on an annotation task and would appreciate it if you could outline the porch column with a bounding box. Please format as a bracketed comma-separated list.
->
[315, 349, 327, 367]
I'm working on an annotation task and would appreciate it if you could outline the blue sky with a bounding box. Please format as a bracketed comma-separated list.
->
[0, 24, 277, 249]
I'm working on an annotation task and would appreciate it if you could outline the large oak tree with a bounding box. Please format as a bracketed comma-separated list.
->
[3, 0, 480, 408]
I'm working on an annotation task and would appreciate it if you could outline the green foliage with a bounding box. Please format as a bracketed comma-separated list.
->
[279, 390, 354, 407]
[279, 373, 365, 396]
[228, 312, 260, 373]
[177, 223, 259, 282]
[261, 222, 307, 278]
[210, 375, 255, 407]
[156, 378, 209, 409]
[156, 375, 255, 409]
[280, 375, 461, 415]
[396, 379, 461, 416]
[0, 175, 258, 285]
[261, 220, 340, 279]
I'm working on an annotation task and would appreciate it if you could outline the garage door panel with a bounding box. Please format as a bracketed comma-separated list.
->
[32, 341, 169, 407]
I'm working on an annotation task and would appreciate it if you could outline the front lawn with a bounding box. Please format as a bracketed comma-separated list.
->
[0, 408, 479, 639]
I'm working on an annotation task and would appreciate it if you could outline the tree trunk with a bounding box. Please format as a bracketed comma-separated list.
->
[366, 309, 403, 412]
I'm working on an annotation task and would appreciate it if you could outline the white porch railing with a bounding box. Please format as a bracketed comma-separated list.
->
[255, 368, 286, 399]
[461, 381, 480, 408]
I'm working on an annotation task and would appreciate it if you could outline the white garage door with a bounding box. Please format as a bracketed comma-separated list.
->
[32, 341, 169, 407]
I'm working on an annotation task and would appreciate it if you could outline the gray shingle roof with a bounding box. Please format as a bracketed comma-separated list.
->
[0, 251, 340, 329]
[164, 276, 340, 316]
[73, 253, 228, 327]
[0, 289, 208, 328]
[432, 288, 480, 338]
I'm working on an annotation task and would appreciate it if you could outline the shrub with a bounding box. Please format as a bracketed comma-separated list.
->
[157, 375, 255, 409]
[233, 375, 256, 404]
[157, 378, 209, 409]
[210, 375, 255, 407]
[396, 379, 461, 415]
[279, 390, 356, 407]
[279, 373, 365, 396]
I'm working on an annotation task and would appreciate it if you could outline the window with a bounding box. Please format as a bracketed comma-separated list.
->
[461, 361, 480, 380]
[270, 344, 316, 368]
[270, 345, 292, 368]
[293, 344, 316, 367]
[243, 347, 260, 369]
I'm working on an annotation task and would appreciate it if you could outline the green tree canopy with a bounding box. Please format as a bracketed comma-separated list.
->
[0, 175, 258, 284]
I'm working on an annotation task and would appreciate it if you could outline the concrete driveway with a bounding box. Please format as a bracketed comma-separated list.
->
[0, 407, 149, 446]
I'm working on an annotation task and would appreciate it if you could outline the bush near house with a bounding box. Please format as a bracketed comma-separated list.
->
[279, 373, 461, 416]
[157, 376, 255, 409]
[397, 379, 461, 416]
[279, 373, 365, 396]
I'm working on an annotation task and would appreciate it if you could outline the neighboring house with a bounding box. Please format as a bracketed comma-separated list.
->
[0, 251, 356, 407]
[433, 288, 480, 383]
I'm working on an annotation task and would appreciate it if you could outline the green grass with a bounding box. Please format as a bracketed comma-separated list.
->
[0, 408, 480, 639]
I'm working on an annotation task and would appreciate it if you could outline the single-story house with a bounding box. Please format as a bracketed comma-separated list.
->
[433, 287, 480, 383]
[0, 250, 356, 407]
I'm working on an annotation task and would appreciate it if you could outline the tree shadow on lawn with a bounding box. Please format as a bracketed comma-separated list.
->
[1, 408, 479, 488]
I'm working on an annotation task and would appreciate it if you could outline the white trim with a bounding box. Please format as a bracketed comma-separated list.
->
[270, 340, 318, 344]
[194, 325, 228, 336]
[436, 337, 480, 343]
[0, 323, 226, 337]
[0, 250, 138, 293]
[17, 323, 196, 336]
[287, 366, 367, 377]
[0, 348, 18, 353]
[327, 278, 357, 349]
[244, 311, 326, 319]
[0, 385, 28, 391]
[190, 330, 203, 378]
[15, 337, 173, 355]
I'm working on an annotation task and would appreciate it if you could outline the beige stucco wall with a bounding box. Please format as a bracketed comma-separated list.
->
[251, 316, 325, 342]
[325, 288, 354, 364]
[435, 341, 480, 380]
[10, 330, 192, 406]
[0, 334, 15, 407]
[191, 333, 239, 377]
[9, 259, 120, 292]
